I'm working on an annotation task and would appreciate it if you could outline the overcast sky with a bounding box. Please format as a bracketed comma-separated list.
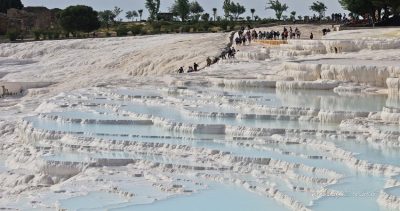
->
[22, 0, 347, 19]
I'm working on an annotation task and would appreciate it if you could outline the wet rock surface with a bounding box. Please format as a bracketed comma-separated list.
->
[0, 27, 400, 210]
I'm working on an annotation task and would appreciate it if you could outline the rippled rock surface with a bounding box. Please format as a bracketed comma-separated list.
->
[0, 26, 400, 211]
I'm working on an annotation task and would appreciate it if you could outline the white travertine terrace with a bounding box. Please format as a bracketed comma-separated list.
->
[0, 26, 400, 210]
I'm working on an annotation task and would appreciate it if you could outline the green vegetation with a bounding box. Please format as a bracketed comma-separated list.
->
[310, 1, 327, 18]
[113, 6, 123, 20]
[230, 2, 246, 20]
[222, 0, 246, 20]
[126, 10, 139, 21]
[170, 0, 206, 22]
[145, 0, 160, 21]
[98, 10, 116, 30]
[212, 8, 217, 21]
[6, 29, 19, 41]
[138, 9, 144, 21]
[12, 0, 397, 42]
[339, 0, 399, 22]
[0, 0, 23, 13]
[290, 11, 296, 21]
[171, 0, 191, 21]
[223, 0, 231, 18]
[130, 24, 143, 35]
[266, 0, 288, 20]
[190, 1, 204, 21]
[201, 13, 210, 22]
[33, 30, 41, 40]
[115, 25, 129, 36]
[59, 5, 101, 35]
[250, 9, 255, 20]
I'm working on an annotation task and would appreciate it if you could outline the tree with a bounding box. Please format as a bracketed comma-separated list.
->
[126, 11, 132, 20]
[113, 6, 123, 19]
[170, 0, 190, 21]
[201, 13, 210, 21]
[250, 8, 256, 20]
[223, 0, 231, 19]
[190, 1, 204, 21]
[98, 10, 116, 30]
[371, 0, 390, 20]
[266, 0, 288, 20]
[389, 0, 400, 16]
[0, 0, 23, 13]
[59, 5, 100, 34]
[190, 1, 204, 14]
[145, 0, 160, 21]
[341, 0, 399, 22]
[339, 0, 374, 19]
[310, 1, 327, 18]
[298, 15, 303, 20]
[138, 9, 143, 21]
[126, 10, 138, 21]
[230, 2, 246, 20]
[290, 11, 296, 21]
[212, 8, 217, 21]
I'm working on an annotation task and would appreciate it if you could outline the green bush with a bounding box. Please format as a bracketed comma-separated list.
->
[54, 31, 61, 39]
[181, 25, 191, 33]
[46, 31, 54, 40]
[219, 20, 229, 31]
[157, 21, 171, 26]
[59, 5, 100, 33]
[151, 22, 161, 34]
[229, 22, 236, 31]
[130, 25, 142, 35]
[6, 30, 19, 41]
[260, 18, 275, 24]
[165, 24, 180, 33]
[33, 30, 42, 40]
[202, 22, 210, 32]
[116, 25, 129, 36]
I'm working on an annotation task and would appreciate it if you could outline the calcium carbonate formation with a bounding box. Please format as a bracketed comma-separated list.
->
[0, 25, 399, 210]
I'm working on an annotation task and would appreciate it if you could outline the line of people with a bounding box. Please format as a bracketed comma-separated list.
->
[178, 25, 320, 74]
[177, 46, 237, 74]
[264, 27, 302, 40]
[235, 30, 252, 45]
[0, 85, 23, 98]
[220, 47, 236, 59]
[236, 26, 304, 45]
[177, 62, 199, 74]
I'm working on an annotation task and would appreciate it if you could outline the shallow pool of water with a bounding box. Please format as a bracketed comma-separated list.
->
[112, 184, 288, 211]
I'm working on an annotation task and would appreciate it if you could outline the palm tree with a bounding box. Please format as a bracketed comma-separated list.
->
[126, 10, 139, 21]
[212, 8, 217, 21]
[138, 9, 143, 21]
[250, 8, 255, 20]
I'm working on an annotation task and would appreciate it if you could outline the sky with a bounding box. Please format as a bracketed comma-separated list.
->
[21, 0, 347, 20]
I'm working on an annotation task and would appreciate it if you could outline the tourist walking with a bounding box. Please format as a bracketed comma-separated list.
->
[206, 57, 212, 66]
